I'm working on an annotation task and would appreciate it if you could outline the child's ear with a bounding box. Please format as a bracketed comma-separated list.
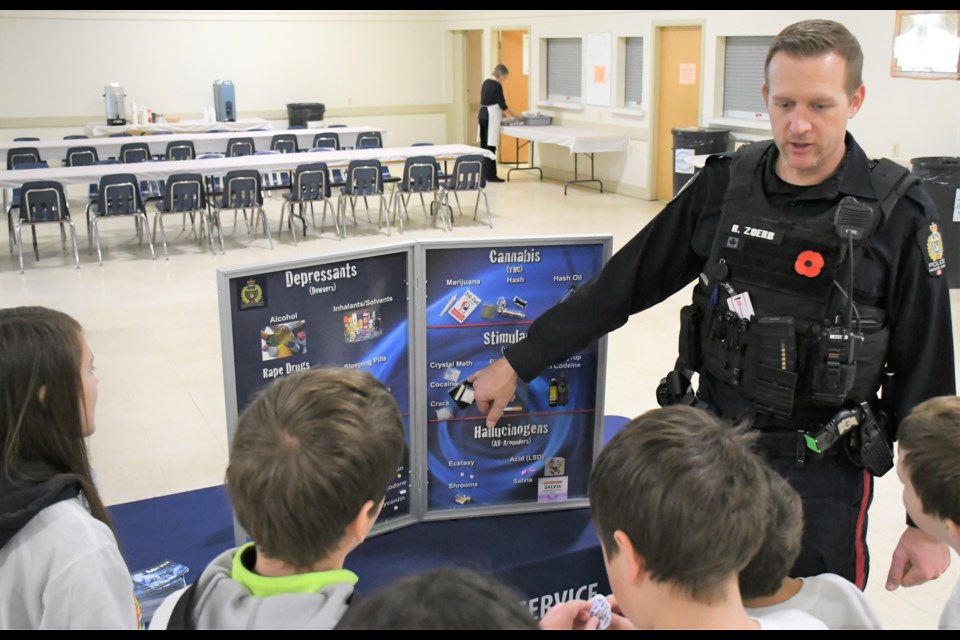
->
[946, 518, 960, 549]
[613, 530, 645, 583]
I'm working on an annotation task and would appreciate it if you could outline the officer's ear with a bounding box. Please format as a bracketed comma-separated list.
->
[847, 84, 865, 118]
[761, 83, 769, 105]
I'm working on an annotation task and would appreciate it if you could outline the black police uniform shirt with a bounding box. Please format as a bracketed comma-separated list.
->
[503, 133, 956, 433]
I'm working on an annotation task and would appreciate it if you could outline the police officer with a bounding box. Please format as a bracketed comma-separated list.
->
[468, 20, 955, 590]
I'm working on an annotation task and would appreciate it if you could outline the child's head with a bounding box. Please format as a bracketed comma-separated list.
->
[589, 406, 770, 622]
[896, 396, 960, 550]
[0, 306, 107, 524]
[334, 567, 539, 630]
[226, 368, 405, 570]
[739, 467, 804, 601]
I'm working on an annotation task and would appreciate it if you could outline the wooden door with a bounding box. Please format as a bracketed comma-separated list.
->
[498, 30, 529, 163]
[656, 26, 702, 201]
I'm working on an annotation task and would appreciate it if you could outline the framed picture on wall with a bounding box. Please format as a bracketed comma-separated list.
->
[890, 10, 960, 79]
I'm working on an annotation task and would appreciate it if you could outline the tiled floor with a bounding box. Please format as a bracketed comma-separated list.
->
[1, 171, 956, 628]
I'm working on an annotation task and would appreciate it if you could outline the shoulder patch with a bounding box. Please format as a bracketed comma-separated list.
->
[916, 221, 946, 277]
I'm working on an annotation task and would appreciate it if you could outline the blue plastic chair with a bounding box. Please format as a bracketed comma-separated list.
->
[357, 133, 383, 150]
[226, 138, 255, 157]
[63, 135, 89, 140]
[66, 146, 99, 167]
[270, 134, 299, 154]
[439, 154, 491, 228]
[391, 155, 441, 231]
[281, 162, 340, 242]
[5, 160, 48, 253]
[165, 140, 196, 161]
[13, 137, 40, 142]
[153, 173, 211, 257]
[15, 180, 80, 272]
[312, 132, 339, 150]
[120, 142, 151, 164]
[90, 173, 156, 265]
[213, 170, 272, 249]
[7, 147, 41, 170]
[338, 159, 391, 237]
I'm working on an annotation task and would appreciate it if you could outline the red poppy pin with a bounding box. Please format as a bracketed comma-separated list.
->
[795, 250, 824, 278]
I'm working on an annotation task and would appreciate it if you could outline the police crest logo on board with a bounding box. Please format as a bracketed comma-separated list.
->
[239, 278, 266, 310]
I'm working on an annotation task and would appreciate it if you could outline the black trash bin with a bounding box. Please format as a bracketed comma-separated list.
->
[286, 103, 325, 128]
[672, 127, 730, 196]
[912, 157, 960, 287]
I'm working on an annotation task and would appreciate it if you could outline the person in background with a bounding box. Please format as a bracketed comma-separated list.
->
[334, 567, 539, 630]
[742, 467, 883, 629]
[540, 406, 826, 630]
[478, 63, 521, 183]
[0, 306, 140, 630]
[896, 396, 960, 630]
[149, 368, 405, 630]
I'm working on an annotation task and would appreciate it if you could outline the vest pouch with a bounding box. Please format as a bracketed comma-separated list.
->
[678, 303, 703, 371]
[702, 307, 747, 386]
[809, 326, 859, 407]
[744, 316, 798, 418]
[847, 323, 890, 400]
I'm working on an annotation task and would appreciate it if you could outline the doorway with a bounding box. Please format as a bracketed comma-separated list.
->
[494, 29, 530, 163]
[655, 25, 702, 201]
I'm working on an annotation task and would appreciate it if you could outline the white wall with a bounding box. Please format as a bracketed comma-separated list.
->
[2, 11, 957, 198]
[0, 10, 452, 146]
[445, 10, 960, 199]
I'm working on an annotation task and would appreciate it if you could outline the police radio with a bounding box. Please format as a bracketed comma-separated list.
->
[809, 198, 878, 406]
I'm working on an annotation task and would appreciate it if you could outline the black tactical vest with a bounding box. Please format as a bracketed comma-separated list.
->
[682, 141, 917, 427]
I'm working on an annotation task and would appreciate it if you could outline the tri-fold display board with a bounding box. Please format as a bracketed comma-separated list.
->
[218, 236, 611, 539]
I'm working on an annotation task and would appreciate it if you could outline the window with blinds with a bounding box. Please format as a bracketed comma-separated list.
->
[547, 38, 582, 102]
[722, 36, 773, 120]
[624, 37, 644, 107]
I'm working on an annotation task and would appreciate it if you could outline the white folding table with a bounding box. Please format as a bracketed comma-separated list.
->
[1, 126, 390, 166]
[500, 125, 630, 194]
[83, 118, 273, 137]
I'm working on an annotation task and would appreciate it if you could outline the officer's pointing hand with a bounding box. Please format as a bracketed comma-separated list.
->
[467, 358, 518, 428]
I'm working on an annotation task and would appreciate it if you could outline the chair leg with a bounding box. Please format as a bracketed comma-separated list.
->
[473, 191, 481, 220]
[68, 221, 80, 269]
[483, 190, 492, 228]
[93, 219, 104, 266]
[454, 192, 463, 216]
[289, 204, 298, 246]
[277, 202, 287, 241]
[140, 213, 155, 259]
[31, 226, 39, 261]
[15, 223, 25, 273]
[259, 207, 273, 250]
[157, 214, 170, 260]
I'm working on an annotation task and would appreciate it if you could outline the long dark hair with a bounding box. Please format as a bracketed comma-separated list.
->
[0, 306, 112, 530]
